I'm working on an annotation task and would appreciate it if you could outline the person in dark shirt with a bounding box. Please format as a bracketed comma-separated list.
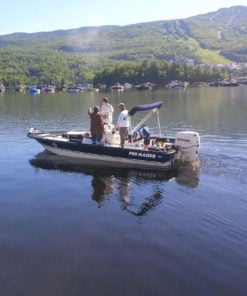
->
[88, 106, 105, 144]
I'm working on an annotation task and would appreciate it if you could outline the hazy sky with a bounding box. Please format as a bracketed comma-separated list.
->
[1, 0, 246, 35]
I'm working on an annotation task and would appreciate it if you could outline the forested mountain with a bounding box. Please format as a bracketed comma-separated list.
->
[0, 6, 246, 88]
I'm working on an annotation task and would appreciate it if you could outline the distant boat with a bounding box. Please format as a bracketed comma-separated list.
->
[80, 83, 99, 92]
[66, 86, 84, 92]
[221, 80, 239, 87]
[67, 87, 80, 92]
[111, 83, 124, 90]
[208, 80, 239, 87]
[79, 83, 93, 90]
[123, 82, 133, 89]
[95, 83, 107, 90]
[0, 83, 5, 93]
[208, 81, 221, 87]
[29, 86, 41, 94]
[42, 85, 56, 92]
[134, 82, 155, 90]
[237, 78, 247, 85]
[167, 80, 189, 89]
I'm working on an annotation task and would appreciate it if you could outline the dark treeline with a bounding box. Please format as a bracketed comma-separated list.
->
[93, 61, 227, 87]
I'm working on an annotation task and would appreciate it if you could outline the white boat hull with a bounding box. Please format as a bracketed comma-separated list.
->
[41, 143, 173, 170]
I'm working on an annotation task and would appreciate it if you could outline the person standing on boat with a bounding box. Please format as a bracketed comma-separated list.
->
[101, 97, 114, 124]
[88, 106, 105, 144]
[116, 103, 129, 148]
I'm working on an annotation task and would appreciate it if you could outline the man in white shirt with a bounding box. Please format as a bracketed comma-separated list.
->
[101, 97, 114, 124]
[116, 102, 129, 148]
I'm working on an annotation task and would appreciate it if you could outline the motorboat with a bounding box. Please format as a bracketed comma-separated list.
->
[134, 82, 155, 90]
[42, 85, 56, 92]
[167, 80, 189, 89]
[28, 86, 41, 93]
[27, 101, 200, 170]
[237, 78, 247, 85]
[123, 82, 133, 89]
[111, 83, 124, 91]
[66, 86, 84, 92]
[0, 83, 5, 93]
[208, 80, 239, 87]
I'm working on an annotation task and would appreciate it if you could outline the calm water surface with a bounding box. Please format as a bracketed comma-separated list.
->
[0, 86, 247, 296]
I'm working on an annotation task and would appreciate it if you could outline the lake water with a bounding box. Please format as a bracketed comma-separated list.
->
[0, 86, 247, 296]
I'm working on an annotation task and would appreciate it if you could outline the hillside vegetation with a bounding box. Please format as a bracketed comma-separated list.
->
[0, 6, 246, 88]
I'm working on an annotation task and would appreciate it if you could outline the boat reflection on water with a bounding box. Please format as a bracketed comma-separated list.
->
[175, 166, 200, 188]
[29, 151, 200, 216]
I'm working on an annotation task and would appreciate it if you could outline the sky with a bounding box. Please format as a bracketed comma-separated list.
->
[1, 0, 246, 35]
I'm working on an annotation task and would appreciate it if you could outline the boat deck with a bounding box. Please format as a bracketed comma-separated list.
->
[33, 131, 175, 152]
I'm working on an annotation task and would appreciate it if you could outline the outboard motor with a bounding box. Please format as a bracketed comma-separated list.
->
[175, 131, 200, 162]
